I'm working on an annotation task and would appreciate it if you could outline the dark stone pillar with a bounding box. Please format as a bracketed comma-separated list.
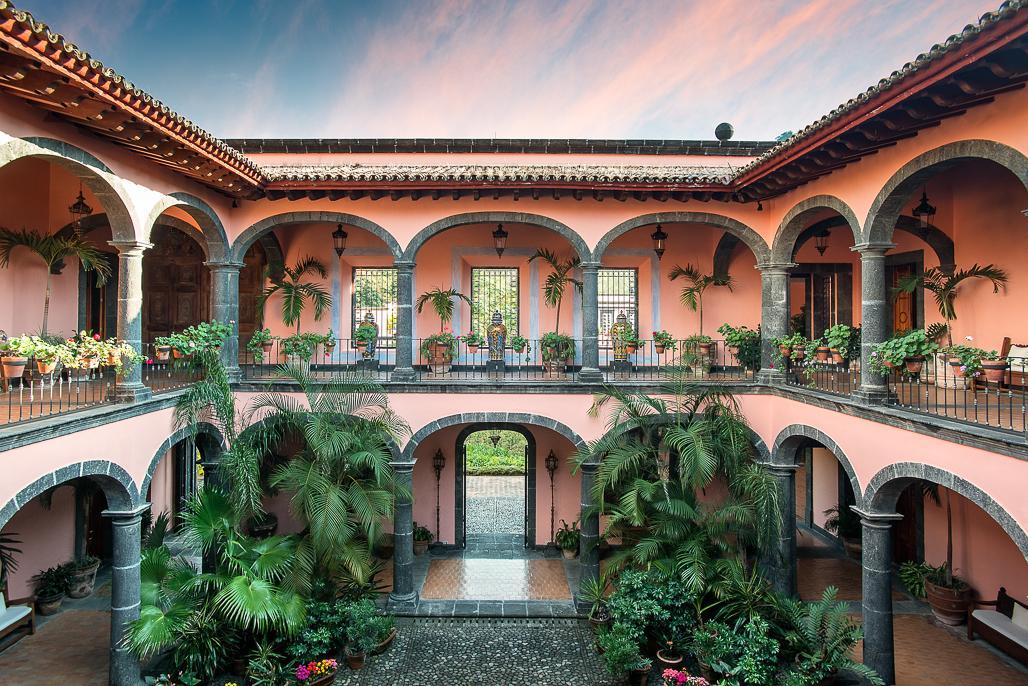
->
[576, 462, 600, 609]
[207, 261, 243, 381]
[104, 505, 147, 686]
[109, 240, 152, 401]
[389, 460, 417, 603]
[853, 244, 894, 404]
[767, 463, 798, 597]
[756, 263, 794, 384]
[579, 263, 603, 383]
[856, 508, 902, 686]
[391, 261, 417, 382]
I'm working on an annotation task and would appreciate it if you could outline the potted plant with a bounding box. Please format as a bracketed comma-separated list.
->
[27, 336, 77, 375]
[67, 555, 101, 598]
[0, 335, 34, 380]
[669, 263, 733, 337]
[946, 343, 991, 381]
[420, 331, 457, 372]
[353, 322, 377, 356]
[823, 505, 861, 558]
[824, 324, 853, 364]
[281, 332, 323, 367]
[344, 600, 380, 671]
[258, 256, 332, 335]
[652, 330, 676, 355]
[529, 249, 582, 336]
[981, 353, 1008, 384]
[555, 519, 580, 559]
[413, 522, 433, 555]
[510, 335, 530, 355]
[881, 329, 938, 375]
[599, 624, 650, 685]
[370, 615, 397, 655]
[248, 328, 274, 362]
[619, 327, 641, 355]
[153, 335, 174, 361]
[294, 658, 338, 684]
[248, 511, 279, 539]
[461, 331, 485, 354]
[417, 286, 471, 371]
[539, 332, 574, 375]
[322, 329, 336, 356]
[787, 334, 808, 361]
[718, 324, 754, 357]
[656, 640, 684, 671]
[577, 571, 611, 632]
[33, 564, 71, 615]
[686, 333, 714, 358]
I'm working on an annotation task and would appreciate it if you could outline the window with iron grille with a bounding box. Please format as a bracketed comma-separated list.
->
[352, 268, 397, 346]
[598, 268, 638, 347]
[470, 267, 519, 337]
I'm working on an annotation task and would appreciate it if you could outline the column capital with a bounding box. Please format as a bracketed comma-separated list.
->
[102, 504, 151, 520]
[393, 260, 416, 270]
[851, 506, 903, 524]
[107, 239, 152, 256]
[204, 260, 245, 272]
[578, 461, 600, 473]
[759, 461, 799, 475]
[580, 261, 601, 271]
[851, 242, 895, 257]
[755, 261, 796, 275]
[389, 459, 417, 472]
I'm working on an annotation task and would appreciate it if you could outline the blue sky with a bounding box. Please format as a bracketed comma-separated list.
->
[23, 0, 999, 140]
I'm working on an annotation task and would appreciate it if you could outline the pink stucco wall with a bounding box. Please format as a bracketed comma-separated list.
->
[148, 450, 175, 521]
[0, 486, 75, 598]
[811, 447, 839, 530]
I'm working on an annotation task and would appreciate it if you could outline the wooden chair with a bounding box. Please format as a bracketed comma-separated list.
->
[967, 587, 1028, 667]
[999, 337, 1028, 390]
[0, 583, 35, 649]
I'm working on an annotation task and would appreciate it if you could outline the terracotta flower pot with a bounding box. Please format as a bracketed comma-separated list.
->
[355, 341, 368, 353]
[36, 359, 57, 375]
[345, 650, 365, 671]
[654, 344, 665, 354]
[628, 663, 651, 686]
[904, 355, 925, 374]
[981, 359, 1008, 384]
[261, 341, 274, 354]
[2, 356, 28, 380]
[372, 627, 397, 655]
[830, 349, 845, 364]
[324, 342, 336, 356]
[925, 580, 974, 625]
[699, 342, 712, 356]
[513, 345, 526, 354]
[36, 592, 64, 615]
[779, 345, 792, 356]
[156, 346, 172, 361]
[656, 649, 683, 671]
[792, 348, 806, 360]
[67, 559, 101, 598]
[414, 540, 429, 555]
[816, 346, 831, 362]
[467, 344, 479, 354]
[625, 344, 638, 354]
[561, 547, 577, 560]
[172, 349, 184, 360]
[949, 358, 964, 378]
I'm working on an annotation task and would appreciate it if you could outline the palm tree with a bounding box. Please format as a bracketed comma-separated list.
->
[668, 263, 734, 337]
[0, 227, 112, 335]
[243, 362, 410, 591]
[529, 249, 582, 334]
[416, 287, 472, 331]
[894, 264, 1007, 348]
[257, 255, 331, 334]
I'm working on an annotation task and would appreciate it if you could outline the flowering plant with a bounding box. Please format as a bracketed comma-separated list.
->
[421, 331, 457, 359]
[945, 344, 994, 378]
[71, 330, 107, 359]
[652, 330, 677, 350]
[661, 669, 710, 686]
[294, 658, 337, 682]
[460, 331, 485, 347]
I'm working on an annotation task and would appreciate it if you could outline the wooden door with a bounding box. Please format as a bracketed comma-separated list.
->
[237, 242, 268, 348]
[893, 484, 921, 564]
[143, 226, 209, 343]
[891, 264, 916, 334]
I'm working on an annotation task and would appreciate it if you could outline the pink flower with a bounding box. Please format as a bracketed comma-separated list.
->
[92, 333, 101, 341]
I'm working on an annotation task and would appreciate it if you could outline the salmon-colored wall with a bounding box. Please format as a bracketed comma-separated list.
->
[811, 447, 839, 530]
[148, 450, 175, 520]
[0, 486, 75, 598]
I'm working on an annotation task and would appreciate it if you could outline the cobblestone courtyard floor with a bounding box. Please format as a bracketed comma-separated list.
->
[466, 474, 524, 534]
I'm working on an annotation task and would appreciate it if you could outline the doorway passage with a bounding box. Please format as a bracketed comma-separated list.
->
[463, 429, 528, 552]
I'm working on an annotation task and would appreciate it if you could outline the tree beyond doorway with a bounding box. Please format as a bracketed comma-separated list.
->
[465, 430, 526, 476]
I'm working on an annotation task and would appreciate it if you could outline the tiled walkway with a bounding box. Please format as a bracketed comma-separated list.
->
[421, 558, 571, 600]
[0, 610, 109, 685]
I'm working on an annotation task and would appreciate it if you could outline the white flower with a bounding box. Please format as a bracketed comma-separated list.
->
[965, 335, 974, 341]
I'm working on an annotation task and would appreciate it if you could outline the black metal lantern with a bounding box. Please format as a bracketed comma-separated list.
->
[912, 187, 936, 236]
[650, 224, 668, 260]
[432, 449, 446, 478]
[545, 450, 559, 545]
[545, 449, 558, 476]
[492, 223, 508, 258]
[489, 432, 501, 448]
[814, 228, 830, 256]
[68, 184, 92, 235]
[332, 224, 348, 257]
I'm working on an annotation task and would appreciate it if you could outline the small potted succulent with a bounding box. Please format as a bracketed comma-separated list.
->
[33, 564, 71, 615]
[461, 331, 485, 354]
[510, 335, 530, 354]
[294, 658, 338, 684]
[824, 324, 854, 364]
[412, 522, 433, 555]
[554, 519, 580, 560]
[353, 322, 377, 356]
[652, 330, 676, 355]
[247, 328, 274, 362]
[67, 554, 101, 598]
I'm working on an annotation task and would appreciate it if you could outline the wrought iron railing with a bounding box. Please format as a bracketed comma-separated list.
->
[599, 339, 755, 382]
[783, 348, 860, 397]
[410, 338, 580, 382]
[239, 338, 394, 382]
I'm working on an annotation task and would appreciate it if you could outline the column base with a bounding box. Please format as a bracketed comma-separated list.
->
[485, 359, 505, 374]
[357, 358, 380, 371]
[224, 366, 242, 383]
[388, 590, 419, 604]
[390, 367, 417, 382]
[756, 368, 786, 385]
[109, 383, 152, 402]
[578, 367, 603, 383]
[852, 385, 892, 405]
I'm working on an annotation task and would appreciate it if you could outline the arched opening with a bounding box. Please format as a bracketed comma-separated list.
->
[142, 215, 210, 345]
[458, 426, 530, 548]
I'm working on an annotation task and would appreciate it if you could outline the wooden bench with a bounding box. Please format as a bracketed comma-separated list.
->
[967, 587, 1028, 666]
[0, 584, 35, 649]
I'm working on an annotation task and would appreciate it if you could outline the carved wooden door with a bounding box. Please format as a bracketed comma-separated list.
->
[891, 264, 915, 334]
[143, 226, 209, 343]
[237, 242, 268, 348]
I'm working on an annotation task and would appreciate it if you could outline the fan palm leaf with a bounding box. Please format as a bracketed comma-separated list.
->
[257, 255, 331, 332]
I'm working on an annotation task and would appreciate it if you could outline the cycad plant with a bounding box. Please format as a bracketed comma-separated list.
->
[258, 256, 331, 333]
[573, 374, 780, 590]
[894, 263, 1007, 348]
[668, 263, 734, 337]
[416, 287, 472, 331]
[0, 227, 112, 335]
[529, 249, 582, 334]
[243, 362, 410, 591]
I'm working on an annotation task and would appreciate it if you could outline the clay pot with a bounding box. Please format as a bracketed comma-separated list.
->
[729, 344, 740, 356]
[561, 547, 577, 560]
[261, 341, 274, 354]
[628, 662, 651, 686]
[36, 359, 57, 375]
[654, 344, 666, 355]
[156, 346, 172, 361]
[816, 346, 831, 362]
[106, 352, 120, 366]
[36, 592, 64, 615]
[172, 349, 184, 360]
[625, 344, 638, 354]
[467, 344, 480, 354]
[345, 649, 365, 671]
[414, 540, 429, 556]
[949, 359, 964, 378]
[513, 345, 526, 354]
[67, 559, 101, 598]
[792, 348, 805, 360]
[779, 345, 792, 356]
[656, 649, 683, 671]
[372, 627, 397, 655]
[355, 341, 368, 354]
[981, 359, 1008, 384]
[310, 670, 338, 684]
[830, 349, 845, 365]
[925, 580, 974, 625]
[2, 356, 28, 381]
[698, 342, 711, 357]
[904, 355, 925, 374]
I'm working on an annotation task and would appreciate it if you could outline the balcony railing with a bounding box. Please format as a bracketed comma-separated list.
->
[239, 338, 394, 382]
[783, 350, 860, 397]
[411, 339, 579, 382]
[599, 339, 755, 383]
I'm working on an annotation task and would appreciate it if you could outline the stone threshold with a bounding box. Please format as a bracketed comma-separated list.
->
[383, 597, 580, 619]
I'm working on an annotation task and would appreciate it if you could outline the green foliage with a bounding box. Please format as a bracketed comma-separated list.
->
[823, 324, 853, 353]
[873, 329, 940, 372]
[259, 256, 332, 334]
[669, 264, 734, 336]
[354, 322, 378, 344]
[279, 332, 329, 360]
[421, 331, 457, 359]
[894, 264, 1007, 348]
[554, 519, 580, 551]
[540, 332, 575, 361]
[509, 335, 530, 353]
[693, 617, 779, 685]
[412, 523, 433, 543]
[577, 569, 611, 621]
[529, 249, 582, 334]
[416, 287, 471, 331]
[598, 623, 649, 676]
[460, 330, 485, 346]
[246, 640, 286, 686]
[287, 597, 351, 663]
[247, 328, 273, 361]
[945, 344, 996, 377]
[344, 598, 380, 654]
[652, 330, 677, 350]
[32, 564, 72, 596]
[465, 430, 526, 475]
[605, 569, 697, 648]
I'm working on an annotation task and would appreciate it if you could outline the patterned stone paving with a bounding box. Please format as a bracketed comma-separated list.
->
[421, 558, 572, 601]
[0, 610, 109, 686]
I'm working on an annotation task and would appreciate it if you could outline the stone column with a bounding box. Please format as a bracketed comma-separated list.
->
[856, 508, 903, 686]
[109, 240, 153, 401]
[765, 463, 798, 597]
[756, 263, 794, 383]
[389, 460, 418, 603]
[206, 261, 243, 381]
[391, 261, 417, 382]
[853, 243, 894, 404]
[579, 263, 603, 383]
[576, 461, 600, 609]
[104, 504, 148, 686]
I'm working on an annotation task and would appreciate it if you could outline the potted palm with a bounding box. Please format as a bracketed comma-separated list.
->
[669, 264, 733, 338]
[33, 564, 71, 615]
[555, 519, 580, 559]
[67, 555, 101, 598]
[417, 287, 471, 372]
[529, 249, 582, 335]
[258, 256, 332, 334]
[577, 570, 611, 632]
[0, 227, 112, 336]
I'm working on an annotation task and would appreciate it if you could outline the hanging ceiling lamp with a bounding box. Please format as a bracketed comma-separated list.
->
[68, 183, 92, 235]
[332, 224, 348, 256]
[489, 431, 501, 448]
[650, 224, 667, 260]
[814, 228, 831, 256]
[912, 187, 936, 238]
[492, 223, 508, 258]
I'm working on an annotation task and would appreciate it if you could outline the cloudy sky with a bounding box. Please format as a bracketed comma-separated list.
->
[24, 0, 998, 140]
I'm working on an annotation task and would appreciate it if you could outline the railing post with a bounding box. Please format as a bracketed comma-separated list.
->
[579, 262, 603, 383]
[206, 260, 243, 382]
[108, 239, 152, 402]
[103, 504, 148, 686]
[756, 262, 795, 384]
[853, 243, 895, 404]
[391, 261, 417, 382]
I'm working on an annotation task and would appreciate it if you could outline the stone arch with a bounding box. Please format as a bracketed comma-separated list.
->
[0, 136, 138, 242]
[231, 211, 402, 263]
[863, 462, 1028, 558]
[402, 412, 587, 462]
[0, 460, 137, 530]
[139, 423, 228, 498]
[771, 424, 861, 508]
[594, 212, 770, 265]
[771, 195, 861, 264]
[403, 212, 590, 263]
[144, 192, 231, 262]
[864, 139, 1028, 245]
[712, 233, 741, 281]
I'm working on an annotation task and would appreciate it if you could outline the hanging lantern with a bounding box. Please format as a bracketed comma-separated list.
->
[912, 187, 936, 237]
[432, 449, 446, 478]
[492, 223, 508, 258]
[650, 224, 667, 260]
[68, 184, 92, 235]
[489, 432, 501, 448]
[545, 449, 558, 476]
[332, 224, 348, 257]
[814, 228, 830, 256]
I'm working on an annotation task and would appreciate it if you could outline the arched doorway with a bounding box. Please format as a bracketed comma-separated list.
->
[456, 425, 532, 550]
